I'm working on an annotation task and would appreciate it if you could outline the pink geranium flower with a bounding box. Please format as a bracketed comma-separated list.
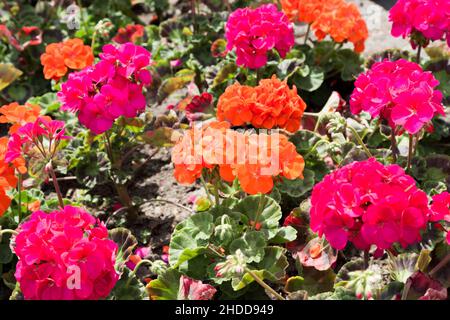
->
[389, 0, 450, 47]
[310, 158, 430, 251]
[225, 4, 294, 69]
[58, 42, 152, 135]
[13, 206, 119, 300]
[350, 59, 445, 135]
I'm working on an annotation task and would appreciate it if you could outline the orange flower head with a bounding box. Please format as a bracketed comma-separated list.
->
[0, 102, 41, 134]
[217, 76, 306, 132]
[280, 0, 368, 53]
[0, 188, 11, 217]
[172, 121, 305, 195]
[40, 38, 94, 81]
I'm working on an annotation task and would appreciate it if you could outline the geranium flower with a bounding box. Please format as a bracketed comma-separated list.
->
[280, 0, 368, 52]
[58, 42, 152, 135]
[429, 191, 450, 222]
[40, 38, 94, 81]
[0, 102, 41, 134]
[217, 76, 306, 132]
[5, 116, 70, 164]
[389, 0, 450, 47]
[171, 121, 305, 195]
[13, 206, 119, 300]
[225, 4, 294, 69]
[350, 59, 445, 135]
[310, 158, 430, 250]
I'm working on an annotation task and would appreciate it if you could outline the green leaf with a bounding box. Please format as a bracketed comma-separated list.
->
[295, 66, 324, 92]
[229, 231, 266, 263]
[146, 268, 181, 300]
[110, 268, 146, 300]
[231, 246, 288, 291]
[169, 212, 214, 267]
[234, 195, 282, 240]
[108, 228, 138, 274]
[276, 169, 315, 198]
[285, 276, 305, 293]
[277, 57, 305, 79]
[270, 226, 298, 244]
[0, 63, 22, 91]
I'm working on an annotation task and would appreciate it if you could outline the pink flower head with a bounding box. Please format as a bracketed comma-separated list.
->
[225, 4, 295, 69]
[350, 59, 445, 135]
[13, 206, 119, 300]
[5, 116, 70, 163]
[126, 246, 151, 270]
[389, 0, 450, 47]
[429, 191, 450, 222]
[310, 158, 430, 250]
[58, 43, 152, 135]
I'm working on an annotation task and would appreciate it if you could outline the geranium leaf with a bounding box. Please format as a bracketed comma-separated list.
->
[169, 212, 214, 267]
[229, 231, 266, 263]
[276, 169, 315, 199]
[146, 268, 181, 300]
[109, 228, 138, 273]
[234, 195, 282, 240]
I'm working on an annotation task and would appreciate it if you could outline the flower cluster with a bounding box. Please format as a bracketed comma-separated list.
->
[280, 0, 368, 52]
[40, 38, 94, 81]
[13, 206, 119, 300]
[389, 0, 450, 48]
[6, 116, 70, 164]
[0, 102, 41, 134]
[58, 42, 152, 134]
[0, 138, 17, 216]
[225, 4, 294, 69]
[350, 59, 445, 135]
[217, 76, 306, 132]
[310, 158, 430, 250]
[429, 191, 450, 245]
[113, 24, 145, 44]
[171, 121, 305, 194]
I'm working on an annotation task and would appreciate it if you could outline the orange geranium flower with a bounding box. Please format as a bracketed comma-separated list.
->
[217, 75, 306, 132]
[279, 0, 368, 53]
[40, 38, 94, 81]
[171, 121, 305, 194]
[0, 188, 11, 217]
[0, 102, 41, 134]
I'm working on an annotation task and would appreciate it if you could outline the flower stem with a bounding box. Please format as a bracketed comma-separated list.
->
[348, 126, 372, 158]
[406, 134, 413, 171]
[245, 268, 284, 300]
[200, 175, 213, 203]
[390, 130, 399, 163]
[48, 163, 64, 209]
[416, 44, 422, 64]
[429, 253, 450, 277]
[0, 229, 19, 240]
[304, 24, 311, 45]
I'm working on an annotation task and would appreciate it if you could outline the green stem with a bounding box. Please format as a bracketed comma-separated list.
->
[0, 229, 19, 240]
[429, 254, 450, 277]
[406, 134, 413, 172]
[126, 259, 153, 288]
[348, 126, 372, 158]
[304, 24, 311, 45]
[200, 175, 213, 203]
[390, 130, 399, 163]
[416, 44, 422, 64]
[245, 268, 284, 300]
[48, 163, 64, 208]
